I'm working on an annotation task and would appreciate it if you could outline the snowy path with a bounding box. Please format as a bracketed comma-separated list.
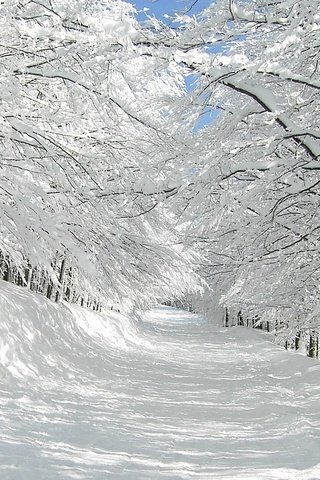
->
[0, 285, 320, 479]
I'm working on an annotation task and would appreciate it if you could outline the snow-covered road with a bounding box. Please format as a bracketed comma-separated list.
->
[0, 282, 320, 479]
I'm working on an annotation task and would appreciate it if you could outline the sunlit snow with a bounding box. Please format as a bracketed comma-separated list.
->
[0, 281, 320, 479]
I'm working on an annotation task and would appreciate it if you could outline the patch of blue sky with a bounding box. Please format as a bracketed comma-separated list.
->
[193, 106, 220, 132]
[129, 0, 212, 22]
[185, 75, 220, 132]
[128, 0, 220, 131]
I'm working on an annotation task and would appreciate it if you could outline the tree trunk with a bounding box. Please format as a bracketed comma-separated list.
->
[17, 271, 23, 286]
[64, 285, 71, 302]
[237, 310, 244, 326]
[55, 258, 66, 302]
[3, 263, 10, 282]
[46, 282, 53, 300]
[24, 266, 32, 288]
[225, 307, 229, 327]
[308, 333, 317, 359]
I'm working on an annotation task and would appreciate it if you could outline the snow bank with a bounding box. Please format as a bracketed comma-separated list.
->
[0, 280, 155, 380]
[0, 282, 320, 479]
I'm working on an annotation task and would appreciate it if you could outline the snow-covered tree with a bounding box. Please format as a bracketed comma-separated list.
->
[0, 0, 199, 309]
[135, 0, 320, 337]
[2, 0, 319, 339]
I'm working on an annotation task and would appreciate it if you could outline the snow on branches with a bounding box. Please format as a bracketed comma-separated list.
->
[135, 0, 320, 336]
[1, 0, 320, 340]
[0, 0, 198, 309]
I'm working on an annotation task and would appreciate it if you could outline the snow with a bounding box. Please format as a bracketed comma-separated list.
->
[100, 18, 138, 40]
[0, 280, 320, 479]
[228, 79, 320, 159]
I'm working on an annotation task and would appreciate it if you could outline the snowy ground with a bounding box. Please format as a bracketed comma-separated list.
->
[0, 281, 320, 479]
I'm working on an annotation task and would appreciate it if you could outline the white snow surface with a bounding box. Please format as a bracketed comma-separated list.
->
[0, 281, 320, 479]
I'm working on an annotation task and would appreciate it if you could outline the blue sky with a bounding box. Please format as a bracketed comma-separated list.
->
[128, 0, 212, 20]
[127, 0, 217, 131]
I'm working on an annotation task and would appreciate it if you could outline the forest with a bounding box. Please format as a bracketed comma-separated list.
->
[1, 0, 320, 356]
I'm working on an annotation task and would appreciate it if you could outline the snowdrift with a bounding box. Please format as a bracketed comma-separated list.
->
[0, 280, 154, 381]
[1, 280, 320, 480]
